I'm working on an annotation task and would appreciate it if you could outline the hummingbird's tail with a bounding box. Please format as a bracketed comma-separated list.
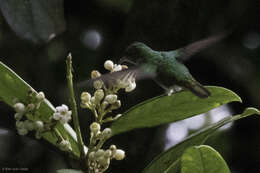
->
[183, 80, 211, 98]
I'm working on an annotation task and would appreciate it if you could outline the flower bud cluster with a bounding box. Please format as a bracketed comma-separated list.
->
[13, 91, 46, 138]
[91, 70, 104, 90]
[90, 122, 112, 141]
[81, 90, 105, 109]
[82, 60, 131, 172]
[81, 89, 122, 123]
[81, 60, 137, 123]
[104, 60, 136, 92]
[88, 145, 125, 173]
[15, 119, 44, 138]
[51, 104, 72, 124]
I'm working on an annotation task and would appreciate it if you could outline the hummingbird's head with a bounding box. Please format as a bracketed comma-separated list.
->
[124, 42, 151, 61]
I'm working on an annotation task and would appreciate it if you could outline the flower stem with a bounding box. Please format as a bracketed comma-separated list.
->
[66, 54, 85, 159]
[54, 128, 64, 141]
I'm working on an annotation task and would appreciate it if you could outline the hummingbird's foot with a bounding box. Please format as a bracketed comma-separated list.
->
[167, 89, 174, 96]
[153, 79, 183, 96]
[166, 85, 183, 96]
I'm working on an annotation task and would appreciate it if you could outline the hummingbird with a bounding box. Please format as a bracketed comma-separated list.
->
[119, 32, 229, 98]
[79, 32, 228, 98]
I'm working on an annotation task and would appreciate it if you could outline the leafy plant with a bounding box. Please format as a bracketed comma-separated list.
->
[0, 55, 259, 173]
[0, 0, 65, 43]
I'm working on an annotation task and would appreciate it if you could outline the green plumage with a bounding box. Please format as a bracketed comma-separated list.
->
[124, 42, 212, 98]
[79, 33, 227, 96]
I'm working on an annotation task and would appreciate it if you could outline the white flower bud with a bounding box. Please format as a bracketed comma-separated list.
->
[52, 104, 72, 124]
[80, 102, 90, 109]
[110, 144, 117, 151]
[98, 156, 110, 167]
[110, 145, 117, 156]
[95, 149, 105, 158]
[90, 97, 96, 105]
[94, 89, 104, 102]
[104, 94, 117, 104]
[96, 131, 102, 139]
[13, 103, 25, 113]
[18, 128, 28, 136]
[113, 64, 122, 72]
[104, 150, 112, 158]
[24, 120, 34, 131]
[27, 103, 35, 111]
[34, 120, 44, 130]
[81, 92, 91, 103]
[16, 121, 24, 129]
[121, 65, 128, 70]
[90, 122, 100, 134]
[125, 82, 136, 92]
[52, 112, 61, 120]
[89, 151, 95, 160]
[36, 92, 45, 101]
[102, 128, 112, 139]
[114, 149, 125, 160]
[91, 70, 101, 79]
[14, 113, 23, 120]
[101, 101, 109, 110]
[111, 100, 121, 110]
[60, 114, 72, 124]
[56, 104, 68, 113]
[104, 60, 114, 71]
[93, 80, 103, 89]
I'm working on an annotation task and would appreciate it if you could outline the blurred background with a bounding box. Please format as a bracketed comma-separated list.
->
[0, 0, 260, 172]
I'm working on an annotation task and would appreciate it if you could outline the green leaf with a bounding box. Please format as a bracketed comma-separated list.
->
[111, 86, 241, 135]
[56, 169, 84, 173]
[181, 145, 230, 173]
[0, 61, 80, 158]
[142, 107, 259, 173]
[241, 107, 260, 118]
[0, 0, 65, 43]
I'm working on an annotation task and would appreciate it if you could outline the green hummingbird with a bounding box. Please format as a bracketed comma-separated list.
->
[118, 32, 228, 98]
[80, 32, 227, 98]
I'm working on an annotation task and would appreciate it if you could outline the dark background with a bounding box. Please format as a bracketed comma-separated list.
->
[0, 0, 260, 172]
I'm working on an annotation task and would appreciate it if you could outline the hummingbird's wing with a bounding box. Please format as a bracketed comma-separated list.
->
[77, 66, 156, 89]
[176, 31, 231, 62]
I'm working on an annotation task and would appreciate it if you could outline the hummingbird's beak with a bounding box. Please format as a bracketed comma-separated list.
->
[119, 56, 127, 64]
[119, 57, 137, 65]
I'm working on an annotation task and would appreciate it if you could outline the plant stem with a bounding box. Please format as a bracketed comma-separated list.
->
[54, 128, 64, 141]
[95, 139, 106, 150]
[66, 54, 85, 160]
